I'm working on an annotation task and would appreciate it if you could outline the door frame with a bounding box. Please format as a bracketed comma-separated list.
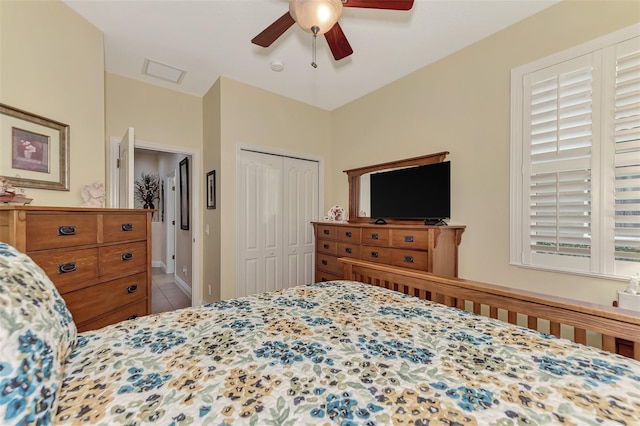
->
[109, 137, 202, 306]
[235, 143, 325, 297]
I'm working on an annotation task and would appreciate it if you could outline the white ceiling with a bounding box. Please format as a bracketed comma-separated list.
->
[64, 0, 559, 111]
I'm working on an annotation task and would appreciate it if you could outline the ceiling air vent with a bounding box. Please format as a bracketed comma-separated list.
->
[142, 58, 186, 84]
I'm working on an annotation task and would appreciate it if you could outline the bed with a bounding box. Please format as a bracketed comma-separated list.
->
[1, 243, 639, 425]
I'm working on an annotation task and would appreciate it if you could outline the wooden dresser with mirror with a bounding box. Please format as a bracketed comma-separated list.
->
[0, 206, 152, 332]
[313, 152, 465, 282]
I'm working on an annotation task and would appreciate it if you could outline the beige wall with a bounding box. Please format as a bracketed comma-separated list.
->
[330, 0, 640, 305]
[105, 73, 202, 291]
[202, 79, 222, 303]
[0, 1, 104, 206]
[218, 77, 332, 300]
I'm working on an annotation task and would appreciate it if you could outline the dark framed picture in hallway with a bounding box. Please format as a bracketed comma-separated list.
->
[179, 157, 189, 230]
[206, 170, 216, 209]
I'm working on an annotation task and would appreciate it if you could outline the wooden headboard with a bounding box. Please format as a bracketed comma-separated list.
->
[340, 258, 640, 360]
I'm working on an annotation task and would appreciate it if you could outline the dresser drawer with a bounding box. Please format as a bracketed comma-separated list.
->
[103, 214, 148, 243]
[317, 239, 338, 255]
[64, 272, 147, 325]
[316, 253, 342, 276]
[26, 214, 98, 251]
[316, 271, 342, 282]
[29, 248, 99, 294]
[361, 229, 390, 246]
[77, 300, 147, 333]
[361, 246, 391, 264]
[390, 249, 429, 271]
[99, 241, 147, 276]
[316, 225, 336, 240]
[391, 230, 430, 249]
[336, 227, 361, 243]
[337, 242, 360, 258]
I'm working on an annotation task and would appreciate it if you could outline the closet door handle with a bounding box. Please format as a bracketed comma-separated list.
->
[370, 251, 379, 258]
[370, 233, 379, 240]
[404, 236, 414, 243]
[57, 225, 76, 236]
[323, 244, 330, 249]
[403, 255, 414, 263]
[345, 247, 352, 254]
[57, 262, 77, 274]
[121, 252, 134, 261]
[127, 284, 138, 294]
[121, 223, 134, 231]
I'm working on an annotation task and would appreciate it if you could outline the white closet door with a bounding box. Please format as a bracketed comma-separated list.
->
[237, 150, 319, 297]
[237, 151, 282, 296]
[282, 157, 318, 289]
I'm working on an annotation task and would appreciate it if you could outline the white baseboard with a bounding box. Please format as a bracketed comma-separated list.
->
[174, 275, 193, 299]
[152, 260, 163, 268]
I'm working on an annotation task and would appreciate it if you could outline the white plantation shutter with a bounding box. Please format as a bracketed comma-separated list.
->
[512, 27, 640, 278]
[523, 55, 595, 271]
[613, 39, 640, 272]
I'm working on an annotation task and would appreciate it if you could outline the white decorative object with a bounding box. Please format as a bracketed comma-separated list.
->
[328, 205, 346, 222]
[80, 181, 106, 207]
[625, 273, 639, 295]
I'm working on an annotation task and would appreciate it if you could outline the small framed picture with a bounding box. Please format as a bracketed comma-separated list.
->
[206, 170, 216, 209]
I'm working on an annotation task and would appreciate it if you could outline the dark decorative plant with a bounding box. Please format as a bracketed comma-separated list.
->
[134, 172, 159, 209]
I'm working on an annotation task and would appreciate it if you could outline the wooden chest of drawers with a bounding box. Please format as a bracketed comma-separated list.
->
[0, 206, 152, 332]
[312, 222, 465, 282]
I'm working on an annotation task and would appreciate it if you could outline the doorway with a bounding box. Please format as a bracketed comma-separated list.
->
[109, 136, 202, 307]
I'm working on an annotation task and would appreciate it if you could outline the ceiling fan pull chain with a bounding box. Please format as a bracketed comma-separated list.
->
[311, 25, 319, 68]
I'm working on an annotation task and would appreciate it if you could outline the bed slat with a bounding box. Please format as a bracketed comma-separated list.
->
[341, 258, 640, 360]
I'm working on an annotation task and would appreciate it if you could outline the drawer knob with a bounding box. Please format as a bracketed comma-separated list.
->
[323, 229, 330, 235]
[322, 260, 328, 265]
[121, 252, 134, 261]
[323, 244, 330, 249]
[127, 284, 138, 294]
[121, 223, 134, 231]
[321, 277, 328, 282]
[345, 231, 352, 237]
[57, 225, 76, 236]
[371, 233, 379, 240]
[57, 262, 77, 274]
[404, 236, 414, 243]
[371, 251, 379, 258]
[127, 314, 138, 320]
[404, 255, 414, 263]
[345, 247, 352, 254]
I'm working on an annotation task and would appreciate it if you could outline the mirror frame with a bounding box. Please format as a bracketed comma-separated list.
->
[343, 151, 449, 223]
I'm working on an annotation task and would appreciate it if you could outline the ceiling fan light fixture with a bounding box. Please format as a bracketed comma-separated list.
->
[289, 0, 343, 36]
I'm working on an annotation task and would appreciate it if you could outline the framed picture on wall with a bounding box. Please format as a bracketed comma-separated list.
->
[179, 157, 189, 230]
[206, 170, 216, 209]
[0, 103, 70, 190]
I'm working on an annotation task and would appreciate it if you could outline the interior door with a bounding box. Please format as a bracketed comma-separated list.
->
[282, 157, 319, 288]
[118, 127, 135, 208]
[237, 151, 283, 296]
[166, 175, 176, 274]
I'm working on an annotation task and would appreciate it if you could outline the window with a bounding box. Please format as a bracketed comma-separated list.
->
[511, 25, 640, 279]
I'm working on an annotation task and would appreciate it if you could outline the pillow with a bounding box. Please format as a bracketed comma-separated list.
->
[0, 242, 77, 425]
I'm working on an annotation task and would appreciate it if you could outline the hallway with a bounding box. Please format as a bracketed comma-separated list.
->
[151, 267, 191, 314]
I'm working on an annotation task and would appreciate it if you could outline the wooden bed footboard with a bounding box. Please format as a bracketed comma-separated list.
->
[340, 258, 640, 360]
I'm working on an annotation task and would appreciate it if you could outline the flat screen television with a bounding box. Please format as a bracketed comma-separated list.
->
[370, 161, 450, 220]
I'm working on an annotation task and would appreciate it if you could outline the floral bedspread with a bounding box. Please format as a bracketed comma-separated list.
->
[55, 281, 640, 425]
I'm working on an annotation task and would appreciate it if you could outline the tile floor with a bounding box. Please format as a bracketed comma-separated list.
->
[152, 267, 192, 314]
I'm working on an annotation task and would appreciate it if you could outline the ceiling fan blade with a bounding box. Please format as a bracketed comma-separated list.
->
[342, 0, 414, 10]
[251, 12, 295, 47]
[324, 22, 353, 61]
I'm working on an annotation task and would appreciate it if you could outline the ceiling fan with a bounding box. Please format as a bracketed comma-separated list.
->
[252, 0, 414, 67]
